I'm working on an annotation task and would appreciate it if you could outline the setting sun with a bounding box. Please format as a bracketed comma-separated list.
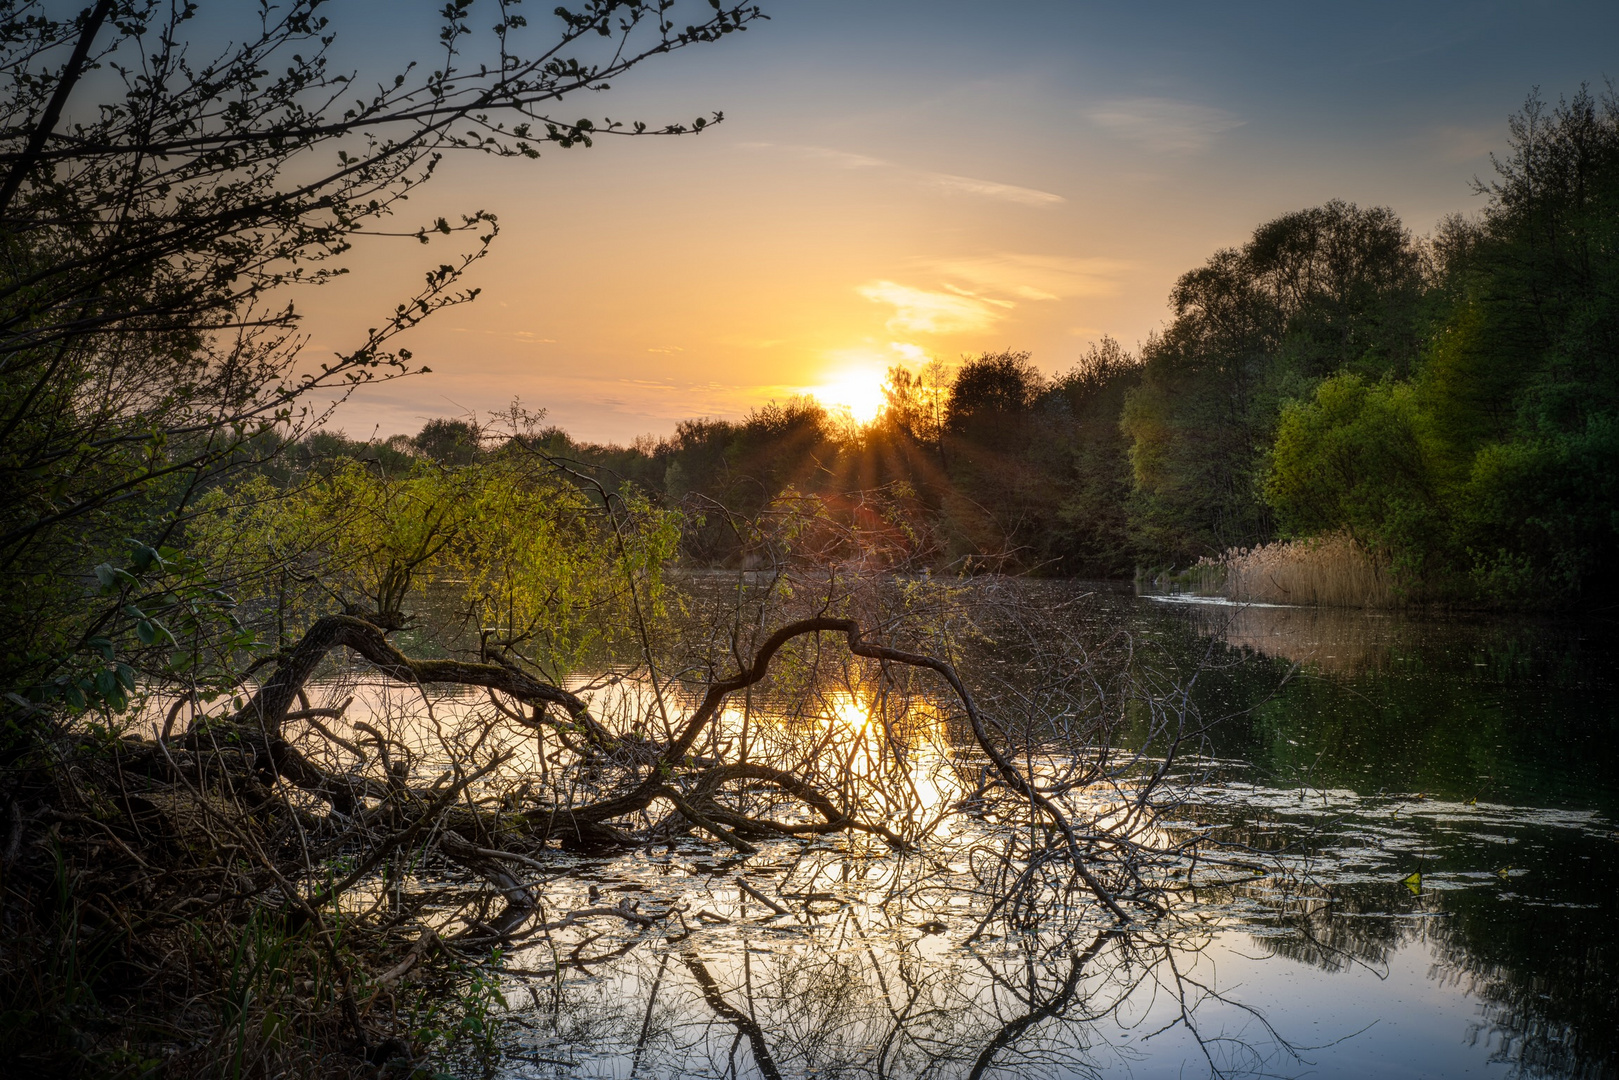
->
[809, 367, 888, 425]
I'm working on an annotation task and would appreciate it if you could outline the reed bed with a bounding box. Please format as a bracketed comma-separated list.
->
[1201, 532, 1398, 608]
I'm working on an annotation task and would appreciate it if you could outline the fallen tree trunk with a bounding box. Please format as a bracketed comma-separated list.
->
[187, 612, 1131, 921]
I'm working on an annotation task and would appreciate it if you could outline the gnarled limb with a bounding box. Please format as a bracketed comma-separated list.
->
[221, 614, 609, 745]
[575, 617, 1132, 920]
[690, 762, 913, 850]
[208, 612, 1134, 920]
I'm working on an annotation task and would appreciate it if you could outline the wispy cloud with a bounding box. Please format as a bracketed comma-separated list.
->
[925, 172, 1065, 206]
[1087, 98, 1244, 155]
[921, 253, 1128, 301]
[762, 144, 887, 170]
[745, 142, 1065, 207]
[446, 327, 557, 344]
[858, 281, 1012, 334]
[859, 253, 1130, 336]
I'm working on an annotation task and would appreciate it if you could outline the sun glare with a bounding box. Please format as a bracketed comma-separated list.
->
[810, 368, 887, 425]
[828, 692, 873, 732]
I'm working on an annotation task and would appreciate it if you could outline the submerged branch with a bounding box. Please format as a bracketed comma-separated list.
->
[203, 610, 1139, 921]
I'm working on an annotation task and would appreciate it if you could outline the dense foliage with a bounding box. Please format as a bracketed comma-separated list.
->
[1266, 88, 1619, 603]
[511, 338, 1141, 577]
[0, 0, 761, 721]
[0, 2, 766, 1073]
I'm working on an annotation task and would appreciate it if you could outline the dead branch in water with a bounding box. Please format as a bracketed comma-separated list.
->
[176, 610, 1136, 918]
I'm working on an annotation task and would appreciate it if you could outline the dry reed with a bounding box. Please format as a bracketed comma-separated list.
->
[1201, 532, 1397, 608]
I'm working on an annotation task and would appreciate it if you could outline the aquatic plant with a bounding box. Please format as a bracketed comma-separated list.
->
[1200, 532, 1398, 608]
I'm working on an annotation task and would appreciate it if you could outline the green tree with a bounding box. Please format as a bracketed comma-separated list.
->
[1438, 83, 1619, 603]
[1260, 87, 1619, 605]
[1265, 373, 1444, 583]
[192, 453, 678, 676]
[1052, 338, 1141, 576]
[1123, 200, 1428, 562]
[413, 418, 483, 467]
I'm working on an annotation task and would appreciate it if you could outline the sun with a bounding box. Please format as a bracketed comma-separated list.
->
[809, 367, 887, 425]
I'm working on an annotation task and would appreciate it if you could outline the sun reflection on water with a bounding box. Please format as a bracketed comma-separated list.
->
[826, 691, 874, 733]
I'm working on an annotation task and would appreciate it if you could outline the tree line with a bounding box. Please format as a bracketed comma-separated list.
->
[374, 85, 1606, 608]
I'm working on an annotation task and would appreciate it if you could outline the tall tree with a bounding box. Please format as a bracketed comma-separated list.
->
[1122, 200, 1426, 562]
[1266, 87, 1619, 603]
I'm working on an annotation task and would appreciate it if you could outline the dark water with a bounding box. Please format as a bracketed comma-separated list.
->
[1134, 591, 1619, 1080]
[488, 585, 1618, 1080]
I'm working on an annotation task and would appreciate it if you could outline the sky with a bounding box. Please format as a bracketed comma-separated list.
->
[295, 0, 1619, 444]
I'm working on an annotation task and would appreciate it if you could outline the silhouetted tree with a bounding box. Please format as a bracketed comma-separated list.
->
[947, 350, 1044, 431]
[413, 418, 482, 466]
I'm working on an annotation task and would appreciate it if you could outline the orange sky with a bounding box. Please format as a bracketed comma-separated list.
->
[297, 1, 1618, 445]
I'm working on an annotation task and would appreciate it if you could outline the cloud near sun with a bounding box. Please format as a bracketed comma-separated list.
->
[857, 281, 1014, 335]
[858, 255, 1128, 336]
[924, 254, 1126, 301]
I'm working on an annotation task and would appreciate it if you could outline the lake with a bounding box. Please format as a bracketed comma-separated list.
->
[401, 581, 1617, 1079]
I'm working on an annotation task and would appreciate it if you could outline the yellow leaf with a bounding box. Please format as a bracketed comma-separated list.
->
[1401, 871, 1421, 895]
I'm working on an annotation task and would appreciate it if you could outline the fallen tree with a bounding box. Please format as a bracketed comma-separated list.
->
[187, 610, 1134, 914]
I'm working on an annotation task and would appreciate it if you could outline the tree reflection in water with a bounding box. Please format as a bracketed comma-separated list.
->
[1158, 590, 1618, 1080]
[499, 883, 1309, 1080]
[487, 797, 1615, 1080]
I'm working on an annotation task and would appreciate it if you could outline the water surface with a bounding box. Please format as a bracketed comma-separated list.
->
[459, 584, 1618, 1079]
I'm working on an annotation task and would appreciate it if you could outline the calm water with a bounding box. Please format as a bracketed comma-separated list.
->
[474, 584, 1617, 1080]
